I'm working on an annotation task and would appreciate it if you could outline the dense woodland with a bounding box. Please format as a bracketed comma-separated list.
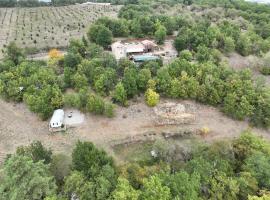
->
[1, 0, 270, 199]
[1, 132, 270, 199]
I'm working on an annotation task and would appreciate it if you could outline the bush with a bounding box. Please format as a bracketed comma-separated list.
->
[86, 94, 105, 115]
[260, 66, 270, 75]
[145, 89, 160, 107]
[105, 103, 115, 118]
[86, 93, 115, 117]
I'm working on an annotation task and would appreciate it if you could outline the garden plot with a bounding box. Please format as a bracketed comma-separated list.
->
[0, 4, 120, 58]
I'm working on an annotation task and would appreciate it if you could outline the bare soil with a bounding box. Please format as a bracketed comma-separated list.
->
[225, 52, 270, 86]
[0, 97, 269, 163]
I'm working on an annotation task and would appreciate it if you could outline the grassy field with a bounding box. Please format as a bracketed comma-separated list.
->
[0, 4, 120, 57]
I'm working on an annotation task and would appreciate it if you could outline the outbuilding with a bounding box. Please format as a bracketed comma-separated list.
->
[141, 40, 158, 52]
[125, 43, 145, 55]
[49, 109, 66, 132]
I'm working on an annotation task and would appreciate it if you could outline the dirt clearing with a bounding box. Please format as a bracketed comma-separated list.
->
[0, 98, 269, 163]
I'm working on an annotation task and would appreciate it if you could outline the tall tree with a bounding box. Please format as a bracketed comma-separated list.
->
[0, 155, 56, 200]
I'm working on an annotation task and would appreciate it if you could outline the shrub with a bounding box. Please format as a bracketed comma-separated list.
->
[86, 94, 105, 115]
[105, 103, 115, 118]
[260, 66, 270, 75]
[145, 89, 160, 107]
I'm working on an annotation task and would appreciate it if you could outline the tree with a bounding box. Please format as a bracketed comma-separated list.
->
[145, 89, 159, 107]
[72, 141, 115, 179]
[0, 155, 56, 200]
[243, 151, 270, 189]
[179, 50, 193, 61]
[88, 24, 112, 48]
[195, 45, 213, 62]
[69, 142, 117, 200]
[249, 194, 270, 200]
[140, 175, 171, 200]
[64, 171, 95, 200]
[237, 172, 258, 200]
[223, 37, 235, 53]
[122, 67, 138, 98]
[94, 68, 117, 96]
[142, 61, 161, 76]
[50, 154, 71, 186]
[111, 178, 140, 200]
[16, 141, 52, 164]
[162, 171, 201, 200]
[96, 26, 112, 48]
[86, 94, 105, 115]
[223, 93, 254, 120]
[48, 49, 63, 59]
[87, 24, 101, 42]
[23, 85, 63, 120]
[236, 33, 252, 56]
[112, 82, 128, 106]
[155, 24, 167, 45]
[63, 53, 82, 69]
[174, 34, 189, 52]
[233, 131, 270, 167]
[156, 67, 171, 94]
[208, 174, 239, 200]
[5, 42, 25, 65]
[72, 72, 88, 91]
[137, 68, 151, 91]
[250, 91, 270, 128]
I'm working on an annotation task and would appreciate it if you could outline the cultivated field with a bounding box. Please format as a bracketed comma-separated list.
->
[0, 4, 120, 57]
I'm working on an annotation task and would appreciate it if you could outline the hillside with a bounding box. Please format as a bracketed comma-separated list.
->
[0, 3, 120, 58]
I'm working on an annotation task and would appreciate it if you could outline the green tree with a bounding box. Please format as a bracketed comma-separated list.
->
[237, 172, 258, 200]
[138, 68, 151, 91]
[96, 26, 112, 48]
[223, 93, 254, 120]
[112, 82, 128, 106]
[16, 141, 52, 164]
[64, 171, 95, 200]
[223, 36, 235, 53]
[72, 72, 88, 91]
[243, 151, 270, 189]
[250, 91, 270, 128]
[72, 141, 115, 179]
[5, 42, 25, 65]
[86, 94, 105, 115]
[155, 24, 167, 45]
[111, 178, 140, 200]
[0, 155, 56, 200]
[88, 24, 113, 48]
[156, 67, 171, 94]
[140, 175, 171, 200]
[179, 50, 193, 61]
[23, 85, 63, 120]
[50, 154, 71, 186]
[122, 67, 138, 98]
[208, 175, 239, 200]
[195, 45, 213, 63]
[162, 172, 201, 200]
